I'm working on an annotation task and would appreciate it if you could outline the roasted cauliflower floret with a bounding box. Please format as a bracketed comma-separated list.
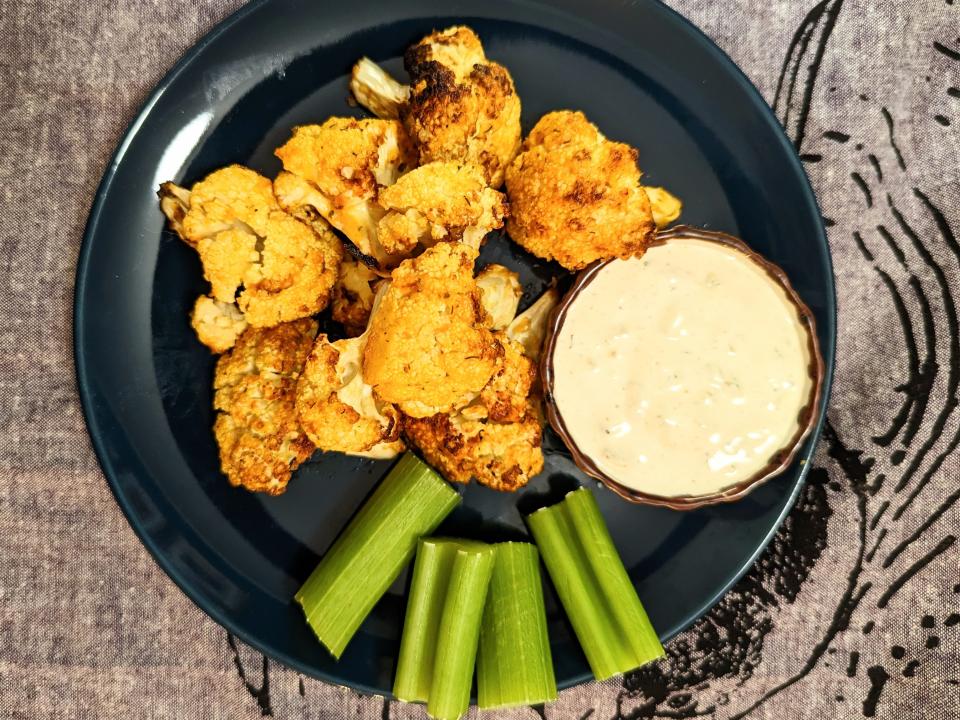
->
[350, 26, 521, 187]
[191, 296, 248, 354]
[504, 111, 657, 270]
[295, 330, 404, 459]
[402, 400, 543, 492]
[160, 164, 276, 241]
[213, 319, 317, 494]
[401, 288, 559, 492]
[362, 243, 501, 418]
[159, 165, 342, 352]
[477, 335, 537, 424]
[376, 161, 508, 254]
[475, 264, 522, 331]
[330, 255, 383, 337]
[274, 118, 416, 267]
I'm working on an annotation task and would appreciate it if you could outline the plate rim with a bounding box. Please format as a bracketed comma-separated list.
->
[74, 0, 837, 697]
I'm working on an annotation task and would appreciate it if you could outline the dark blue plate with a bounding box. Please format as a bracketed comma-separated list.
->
[75, 0, 835, 696]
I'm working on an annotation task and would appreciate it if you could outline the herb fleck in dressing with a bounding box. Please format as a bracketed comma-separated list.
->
[552, 239, 813, 498]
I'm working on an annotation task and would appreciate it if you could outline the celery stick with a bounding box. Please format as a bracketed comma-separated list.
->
[295, 454, 460, 659]
[477, 543, 557, 709]
[392, 539, 494, 720]
[526, 487, 664, 680]
[393, 538, 488, 702]
[428, 545, 495, 720]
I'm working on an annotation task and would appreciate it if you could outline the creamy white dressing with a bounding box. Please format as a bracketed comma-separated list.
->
[552, 239, 814, 498]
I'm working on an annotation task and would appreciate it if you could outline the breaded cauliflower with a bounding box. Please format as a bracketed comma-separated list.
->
[504, 111, 656, 270]
[477, 335, 538, 424]
[362, 243, 501, 418]
[159, 165, 342, 352]
[376, 161, 508, 254]
[191, 296, 248, 354]
[273, 118, 416, 267]
[213, 319, 317, 494]
[402, 393, 543, 491]
[330, 255, 382, 337]
[160, 164, 276, 241]
[350, 26, 521, 187]
[295, 329, 405, 459]
[401, 287, 559, 491]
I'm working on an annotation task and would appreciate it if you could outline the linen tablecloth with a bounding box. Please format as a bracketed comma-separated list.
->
[2, 0, 958, 717]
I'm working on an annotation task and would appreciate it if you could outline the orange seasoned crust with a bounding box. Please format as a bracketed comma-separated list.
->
[402, 26, 521, 187]
[295, 333, 404, 458]
[362, 243, 501, 417]
[212, 319, 317, 494]
[402, 336, 543, 491]
[158, 165, 342, 351]
[504, 111, 655, 270]
[376, 161, 507, 254]
[274, 118, 416, 265]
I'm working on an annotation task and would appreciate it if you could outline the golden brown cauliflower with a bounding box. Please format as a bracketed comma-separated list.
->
[401, 288, 559, 492]
[362, 243, 501, 418]
[273, 118, 416, 267]
[159, 165, 342, 351]
[376, 161, 508, 255]
[403, 398, 542, 491]
[213, 319, 317, 494]
[160, 164, 276, 240]
[191, 296, 248, 354]
[330, 255, 383, 337]
[295, 329, 405, 459]
[350, 26, 521, 187]
[504, 111, 657, 270]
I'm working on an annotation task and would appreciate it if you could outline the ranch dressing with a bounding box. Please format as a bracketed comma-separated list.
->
[552, 239, 813, 498]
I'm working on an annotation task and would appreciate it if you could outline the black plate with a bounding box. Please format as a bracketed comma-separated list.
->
[75, 0, 836, 696]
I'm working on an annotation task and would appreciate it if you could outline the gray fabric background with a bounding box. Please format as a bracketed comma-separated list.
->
[2, 0, 958, 718]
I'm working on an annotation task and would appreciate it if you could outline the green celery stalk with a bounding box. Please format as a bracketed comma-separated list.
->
[477, 542, 557, 709]
[295, 453, 460, 659]
[393, 538, 494, 720]
[526, 487, 664, 680]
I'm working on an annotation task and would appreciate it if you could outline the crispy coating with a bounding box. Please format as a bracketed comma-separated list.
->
[402, 336, 543, 491]
[330, 255, 382, 337]
[362, 243, 501, 417]
[237, 211, 343, 327]
[376, 161, 508, 254]
[478, 335, 537, 423]
[159, 166, 342, 351]
[295, 332, 404, 458]
[504, 111, 656, 270]
[191, 296, 248, 354]
[402, 26, 521, 187]
[274, 118, 416, 266]
[160, 165, 277, 242]
[400, 286, 558, 490]
[213, 319, 317, 494]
